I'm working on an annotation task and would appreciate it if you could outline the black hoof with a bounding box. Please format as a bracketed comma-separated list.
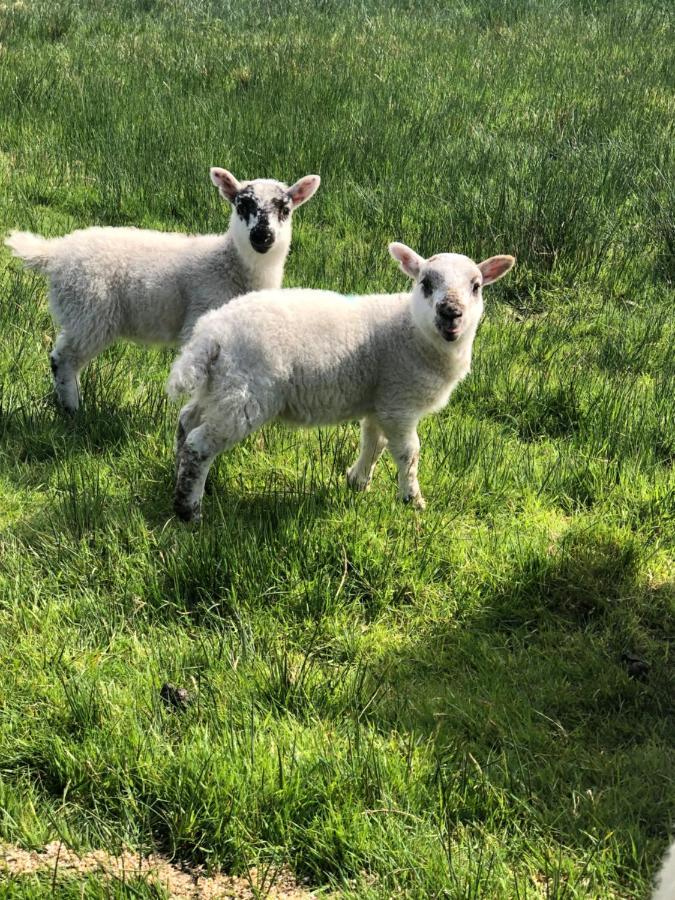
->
[174, 497, 201, 524]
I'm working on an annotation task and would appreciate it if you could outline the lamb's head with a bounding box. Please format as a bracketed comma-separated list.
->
[210, 168, 320, 257]
[389, 242, 514, 346]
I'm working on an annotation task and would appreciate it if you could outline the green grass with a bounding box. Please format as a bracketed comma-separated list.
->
[0, 874, 168, 899]
[0, 0, 673, 895]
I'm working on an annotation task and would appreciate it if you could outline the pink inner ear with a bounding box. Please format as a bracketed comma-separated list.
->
[290, 186, 308, 205]
[398, 248, 420, 276]
[479, 255, 515, 284]
[211, 168, 239, 200]
[289, 176, 319, 207]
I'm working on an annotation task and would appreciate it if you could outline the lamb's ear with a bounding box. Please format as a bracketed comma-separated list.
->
[210, 167, 241, 203]
[389, 242, 424, 279]
[478, 255, 515, 285]
[287, 175, 321, 209]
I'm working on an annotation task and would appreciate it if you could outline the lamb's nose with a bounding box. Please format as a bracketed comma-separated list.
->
[438, 302, 461, 319]
[250, 230, 274, 253]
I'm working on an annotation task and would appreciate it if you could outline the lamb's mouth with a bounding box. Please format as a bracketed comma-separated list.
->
[436, 318, 461, 341]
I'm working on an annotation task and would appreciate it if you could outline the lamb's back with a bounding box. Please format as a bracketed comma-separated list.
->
[45, 228, 226, 343]
[200, 289, 412, 424]
[203, 289, 404, 369]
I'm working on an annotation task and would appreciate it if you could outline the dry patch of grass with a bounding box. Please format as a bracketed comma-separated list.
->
[0, 842, 317, 899]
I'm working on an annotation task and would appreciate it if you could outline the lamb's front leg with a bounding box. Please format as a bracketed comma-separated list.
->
[346, 417, 388, 491]
[384, 423, 426, 510]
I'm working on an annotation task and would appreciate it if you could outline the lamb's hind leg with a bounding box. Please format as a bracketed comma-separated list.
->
[346, 416, 388, 491]
[50, 330, 113, 414]
[174, 397, 272, 523]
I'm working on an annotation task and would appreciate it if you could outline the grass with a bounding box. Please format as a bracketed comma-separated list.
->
[0, 874, 168, 899]
[0, 0, 673, 895]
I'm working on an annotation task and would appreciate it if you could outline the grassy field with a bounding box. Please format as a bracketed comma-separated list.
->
[0, 0, 673, 895]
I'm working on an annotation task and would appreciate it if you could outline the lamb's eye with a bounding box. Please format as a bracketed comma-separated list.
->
[472, 282, 481, 294]
[272, 198, 291, 221]
[420, 276, 433, 297]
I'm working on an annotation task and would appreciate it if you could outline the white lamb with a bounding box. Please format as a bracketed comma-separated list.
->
[167, 241, 515, 522]
[5, 167, 320, 412]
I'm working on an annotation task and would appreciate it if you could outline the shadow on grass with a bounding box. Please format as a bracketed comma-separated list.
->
[155, 482, 337, 625]
[1, 353, 172, 471]
[4, 455, 338, 629]
[365, 527, 674, 844]
[2, 397, 141, 467]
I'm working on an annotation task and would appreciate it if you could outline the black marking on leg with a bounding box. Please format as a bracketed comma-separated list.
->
[49, 354, 58, 376]
[174, 446, 205, 523]
[176, 418, 187, 452]
[174, 496, 201, 523]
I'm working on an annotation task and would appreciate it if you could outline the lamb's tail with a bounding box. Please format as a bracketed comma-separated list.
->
[167, 335, 221, 401]
[5, 231, 54, 272]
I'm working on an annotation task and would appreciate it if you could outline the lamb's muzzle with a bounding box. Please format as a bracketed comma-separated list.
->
[435, 301, 463, 341]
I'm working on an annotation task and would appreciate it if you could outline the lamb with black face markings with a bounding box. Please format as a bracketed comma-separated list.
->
[167, 241, 514, 522]
[5, 167, 320, 414]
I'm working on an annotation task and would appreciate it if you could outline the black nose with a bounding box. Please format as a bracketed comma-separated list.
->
[250, 229, 274, 253]
[438, 303, 462, 320]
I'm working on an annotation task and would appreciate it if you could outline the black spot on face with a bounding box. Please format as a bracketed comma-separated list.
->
[420, 271, 441, 298]
[234, 187, 259, 224]
[272, 196, 292, 222]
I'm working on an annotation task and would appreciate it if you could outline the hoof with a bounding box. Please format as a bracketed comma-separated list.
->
[346, 467, 370, 492]
[402, 493, 426, 510]
[174, 498, 202, 524]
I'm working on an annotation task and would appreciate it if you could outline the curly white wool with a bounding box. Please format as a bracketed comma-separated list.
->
[167, 240, 515, 521]
[5, 167, 320, 412]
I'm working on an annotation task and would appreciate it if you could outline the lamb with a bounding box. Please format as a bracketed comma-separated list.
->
[167, 241, 515, 522]
[653, 840, 675, 900]
[5, 167, 320, 413]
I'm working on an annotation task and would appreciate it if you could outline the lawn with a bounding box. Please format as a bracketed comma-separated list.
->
[0, 0, 673, 896]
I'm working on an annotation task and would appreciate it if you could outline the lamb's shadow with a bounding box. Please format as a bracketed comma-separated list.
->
[2, 396, 143, 469]
[6, 452, 339, 629]
[151, 477, 339, 625]
[2, 351, 173, 475]
[363, 529, 673, 845]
